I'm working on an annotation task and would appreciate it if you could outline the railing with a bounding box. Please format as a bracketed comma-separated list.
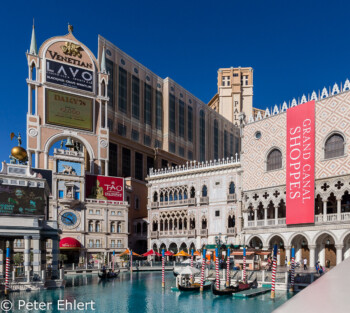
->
[109, 244, 124, 249]
[200, 197, 209, 204]
[86, 198, 128, 206]
[87, 244, 104, 248]
[341, 212, 350, 221]
[200, 229, 208, 236]
[257, 220, 265, 226]
[247, 220, 255, 227]
[227, 194, 237, 201]
[327, 213, 338, 222]
[150, 231, 158, 238]
[315, 215, 323, 223]
[267, 219, 275, 226]
[227, 227, 236, 234]
[152, 198, 196, 208]
[277, 218, 286, 225]
[159, 229, 195, 237]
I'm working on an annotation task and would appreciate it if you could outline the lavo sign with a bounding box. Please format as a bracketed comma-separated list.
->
[46, 60, 93, 92]
[286, 100, 315, 225]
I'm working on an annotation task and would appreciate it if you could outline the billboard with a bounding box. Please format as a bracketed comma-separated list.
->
[0, 185, 46, 216]
[46, 59, 93, 92]
[46, 89, 93, 131]
[85, 175, 124, 202]
[286, 100, 315, 225]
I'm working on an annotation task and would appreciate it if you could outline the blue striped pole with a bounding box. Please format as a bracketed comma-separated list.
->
[5, 247, 10, 295]
[200, 248, 206, 291]
[243, 247, 247, 282]
[271, 244, 278, 299]
[215, 248, 220, 289]
[162, 249, 165, 288]
[226, 248, 230, 287]
[190, 249, 194, 283]
[290, 246, 295, 292]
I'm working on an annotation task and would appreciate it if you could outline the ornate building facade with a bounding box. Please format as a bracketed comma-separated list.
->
[147, 156, 242, 253]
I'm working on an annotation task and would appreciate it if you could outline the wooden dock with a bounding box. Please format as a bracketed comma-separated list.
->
[233, 287, 271, 298]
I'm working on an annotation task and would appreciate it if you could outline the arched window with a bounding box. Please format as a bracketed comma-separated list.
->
[184, 190, 188, 199]
[179, 190, 183, 200]
[152, 221, 158, 231]
[143, 222, 147, 234]
[174, 191, 178, 201]
[95, 222, 101, 232]
[110, 222, 115, 233]
[202, 185, 208, 197]
[228, 215, 235, 228]
[169, 191, 173, 201]
[229, 182, 235, 194]
[202, 218, 207, 229]
[117, 222, 121, 233]
[88, 221, 93, 232]
[153, 192, 158, 202]
[266, 149, 282, 171]
[325, 134, 344, 159]
[165, 192, 168, 202]
[190, 187, 195, 198]
[214, 119, 219, 160]
[160, 192, 164, 202]
[101, 80, 106, 97]
[199, 110, 205, 162]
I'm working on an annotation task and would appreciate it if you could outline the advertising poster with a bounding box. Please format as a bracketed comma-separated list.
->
[0, 185, 46, 216]
[85, 175, 124, 202]
[286, 100, 315, 225]
[46, 59, 93, 92]
[46, 89, 93, 131]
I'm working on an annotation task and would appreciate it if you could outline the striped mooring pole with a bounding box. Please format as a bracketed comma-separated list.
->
[161, 249, 165, 288]
[271, 244, 278, 299]
[5, 247, 10, 296]
[226, 248, 230, 287]
[215, 248, 220, 289]
[112, 250, 115, 272]
[190, 249, 194, 283]
[130, 250, 133, 273]
[243, 246, 247, 282]
[290, 246, 295, 292]
[200, 248, 206, 292]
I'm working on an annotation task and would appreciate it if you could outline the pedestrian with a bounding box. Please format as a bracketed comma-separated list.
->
[303, 258, 307, 270]
[315, 261, 320, 273]
[285, 257, 288, 267]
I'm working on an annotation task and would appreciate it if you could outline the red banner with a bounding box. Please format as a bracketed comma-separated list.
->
[85, 175, 124, 201]
[286, 100, 315, 225]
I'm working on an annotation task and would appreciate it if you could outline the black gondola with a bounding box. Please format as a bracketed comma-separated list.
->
[177, 281, 212, 291]
[98, 269, 120, 279]
[211, 278, 258, 296]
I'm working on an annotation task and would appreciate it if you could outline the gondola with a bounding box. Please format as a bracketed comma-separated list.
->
[173, 270, 179, 277]
[212, 283, 239, 296]
[98, 269, 120, 279]
[211, 278, 258, 296]
[178, 281, 212, 291]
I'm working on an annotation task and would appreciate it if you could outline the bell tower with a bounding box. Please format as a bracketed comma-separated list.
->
[26, 24, 110, 175]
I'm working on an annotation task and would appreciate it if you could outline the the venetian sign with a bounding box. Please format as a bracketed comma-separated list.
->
[46, 89, 93, 131]
[286, 100, 315, 225]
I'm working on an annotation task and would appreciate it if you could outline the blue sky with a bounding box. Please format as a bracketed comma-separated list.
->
[1, 0, 349, 164]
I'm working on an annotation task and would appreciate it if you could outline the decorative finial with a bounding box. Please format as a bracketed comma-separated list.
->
[29, 20, 38, 55]
[68, 23, 73, 33]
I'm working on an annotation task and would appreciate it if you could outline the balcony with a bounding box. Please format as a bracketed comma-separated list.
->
[199, 229, 208, 236]
[150, 231, 158, 238]
[245, 218, 286, 228]
[151, 198, 196, 208]
[159, 229, 196, 237]
[199, 197, 209, 205]
[227, 194, 237, 202]
[227, 227, 236, 234]
[87, 244, 104, 249]
[315, 212, 350, 224]
[109, 244, 124, 249]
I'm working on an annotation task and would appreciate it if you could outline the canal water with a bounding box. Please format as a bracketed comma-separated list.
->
[4, 272, 292, 312]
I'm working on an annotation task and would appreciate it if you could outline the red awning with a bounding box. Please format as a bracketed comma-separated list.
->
[59, 237, 81, 249]
[142, 249, 162, 257]
[164, 251, 174, 256]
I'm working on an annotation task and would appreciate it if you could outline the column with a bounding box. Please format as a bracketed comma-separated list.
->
[24, 236, 31, 275]
[264, 208, 267, 226]
[243, 212, 248, 228]
[0, 241, 5, 276]
[323, 201, 327, 222]
[32, 236, 42, 275]
[41, 240, 47, 270]
[309, 245, 316, 268]
[51, 236, 59, 276]
[295, 245, 302, 263]
[337, 197, 342, 221]
[277, 250, 281, 265]
[336, 244, 343, 265]
[274, 205, 278, 225]
[254, 209, 257, 227]
[285, 246, 291, 263]
[318, 244, 325, 267]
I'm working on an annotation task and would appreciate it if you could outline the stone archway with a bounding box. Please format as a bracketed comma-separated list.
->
[342, 232, 350, 261]
[290, 234, 310, 267]
[268, 235, 285, 266]
[179, 242, 188, 253]
[315, 232, 336, 267]
[248, 236, 263, 249]
[168, 242, 178, 254]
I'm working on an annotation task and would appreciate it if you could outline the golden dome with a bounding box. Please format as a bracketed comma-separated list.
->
[11, 146, 28, 161]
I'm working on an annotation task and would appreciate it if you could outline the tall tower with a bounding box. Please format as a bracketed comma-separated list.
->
[25, 24, 109, 174]
[209, 67, 260, 126]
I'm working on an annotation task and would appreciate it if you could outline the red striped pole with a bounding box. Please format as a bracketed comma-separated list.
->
[190, 249, 194, 283]
[215, 248, 220, 289]
[5, 247, 10, 296]
[271, 244, 278, 299]
[162, 249, 165, 288]
[226, 248, 230, 287]
[290, 246, 295, 292]
[200, 248, 206, 292]
[112, 250, 115, 272]
[243, 247, 247, 282]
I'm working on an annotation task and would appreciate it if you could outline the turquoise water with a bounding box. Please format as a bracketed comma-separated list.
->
[4, 272, 291, 313]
